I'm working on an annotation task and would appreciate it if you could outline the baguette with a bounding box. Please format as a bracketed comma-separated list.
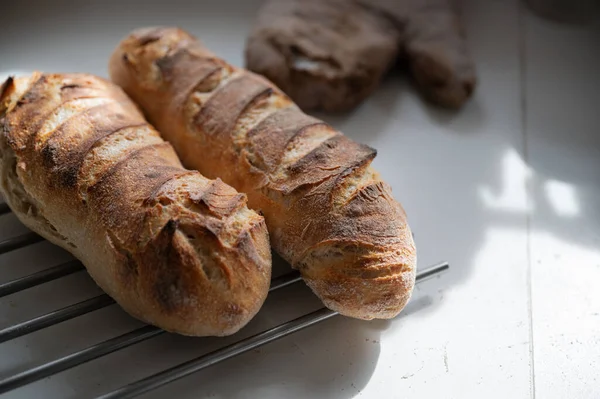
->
[110, 27, 416, 320]
[0, 73, 271, 336]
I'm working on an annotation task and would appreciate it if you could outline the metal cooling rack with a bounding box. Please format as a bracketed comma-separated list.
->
[0, 204, 449, 398]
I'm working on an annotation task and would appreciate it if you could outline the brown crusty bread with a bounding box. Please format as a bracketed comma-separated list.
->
[245, 0, 476, 112]
[245, 0, 401, 113]
[0, 73, 271, 336]
[110, 27, 416, 320]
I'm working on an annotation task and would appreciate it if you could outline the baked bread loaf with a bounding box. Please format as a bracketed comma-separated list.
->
[110, 27, 416, 320]
[245, 0, 476, 112]
[246, 0, 400, 112]
[0, 73, 271, 336]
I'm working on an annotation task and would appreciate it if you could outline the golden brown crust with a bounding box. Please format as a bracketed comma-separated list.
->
[0, 73, 271, 336]
[110, 27, 416, 320]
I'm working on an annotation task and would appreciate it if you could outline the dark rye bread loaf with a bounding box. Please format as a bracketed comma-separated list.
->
[245, 0, 476, 112]
[110, 27, 416, 320]
[0, 73, 271, 336]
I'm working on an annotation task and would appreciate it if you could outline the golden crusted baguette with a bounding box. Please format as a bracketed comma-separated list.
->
[0, 73, 271, 336]
[110, 27, 416, 320]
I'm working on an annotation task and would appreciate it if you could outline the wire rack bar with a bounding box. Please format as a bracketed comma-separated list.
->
[101, 308, 337, 399]
[0, 233, 43, 255]
[0, 272, 303, 393]
[0, 261, 84, 298]
[0, 326, 162, 395]
[0, 295, 116, 344]
[98, 262, 449, 399]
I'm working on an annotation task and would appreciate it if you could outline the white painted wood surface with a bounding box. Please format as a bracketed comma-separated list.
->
[0, 0, 598, 397]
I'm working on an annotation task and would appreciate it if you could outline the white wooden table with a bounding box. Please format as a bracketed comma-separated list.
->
[0, 0, 598, 397]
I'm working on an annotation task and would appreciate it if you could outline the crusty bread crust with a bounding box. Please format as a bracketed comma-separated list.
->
[110, 27, 416, 320]
[246, 0, 400, 112]
[245, 0, 476, 112]
[0, 73, 271, 336]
